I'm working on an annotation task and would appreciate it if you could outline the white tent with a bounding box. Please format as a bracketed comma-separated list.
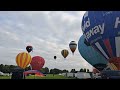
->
[0, 71, 4, 75]
[75, 72, 91, 79]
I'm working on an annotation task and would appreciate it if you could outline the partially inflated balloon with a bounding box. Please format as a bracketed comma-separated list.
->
[30, 56, 45, 70]
[16, 52, 32, 69]
[81, 11, 120, 70]
[61, 49, 69, 59]
[78, 35, 108, 71]
[69, 41, 77, 55]
[26, 45, 33, 53]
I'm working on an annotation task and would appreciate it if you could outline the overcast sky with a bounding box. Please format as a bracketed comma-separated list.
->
[0, 11, 93, 71]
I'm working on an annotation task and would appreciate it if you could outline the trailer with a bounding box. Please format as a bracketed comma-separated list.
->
[75, 72, 91, 79]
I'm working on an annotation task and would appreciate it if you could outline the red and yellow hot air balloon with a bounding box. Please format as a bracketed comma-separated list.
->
[16, 52, 32, 69]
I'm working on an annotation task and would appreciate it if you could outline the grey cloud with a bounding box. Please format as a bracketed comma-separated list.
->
[0, 11, 93, 71]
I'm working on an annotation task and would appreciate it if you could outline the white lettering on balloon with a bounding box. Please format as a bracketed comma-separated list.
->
[82, 18, 90, 32]
[114, 17, 120, 28]
[82, 16, 120, 43]
[84, 23, 105, 41]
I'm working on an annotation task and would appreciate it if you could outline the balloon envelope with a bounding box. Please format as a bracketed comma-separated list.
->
[69, 41, 77, 54]
[61, 49, 69, 58]
[81, 11, 120, 70]
[26, 45, 33, 53]
[78, 35, 108, 71]
[16, 52, 32, 69]
[30, 56, 45, 70]
[24, 70, 44, 77]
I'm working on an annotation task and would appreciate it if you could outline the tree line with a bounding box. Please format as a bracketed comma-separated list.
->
[0, 64, 90, 74]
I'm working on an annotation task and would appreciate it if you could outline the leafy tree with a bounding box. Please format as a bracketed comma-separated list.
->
[70, 69, 76, 73]
[0, 64, 74, 75]
[87, 69, 89, 72]
[53, 68, 60, 74]
[25, 66, 31, 71]
[9, 65, 16, 70]
[49, 68, 60, 74]
[50, 69, 54, 74]
[62, 69, 69, 73]
[40, 68, 45, 73]
[83, 68, 86, 72]
[0, 64, 4, 72]
[80, 68, 84, 72]
[4, 65, 10, 73]
[44, 67, 49, 74]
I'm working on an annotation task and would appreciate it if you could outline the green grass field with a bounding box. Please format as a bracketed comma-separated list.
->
[0, 74, 76, 79]
[26, 74, 75, 79]
[0, 75, 11, 79]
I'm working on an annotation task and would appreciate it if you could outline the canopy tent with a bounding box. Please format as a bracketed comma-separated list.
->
[24, 70, 44, 77]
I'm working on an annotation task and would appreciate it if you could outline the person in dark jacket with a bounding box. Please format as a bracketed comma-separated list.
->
[11, 67, 25, 79]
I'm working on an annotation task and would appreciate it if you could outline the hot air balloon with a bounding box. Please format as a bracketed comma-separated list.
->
[16, 52, 32, 69]
[30, 56, 45, 70]
[78, 35, 108, 71]
[54, 56, 57, 60]
[61, 49, 69, 59]
[81, 11, 120, 70]
[26, 45, 33, 53]
[69, 41, 77, 55]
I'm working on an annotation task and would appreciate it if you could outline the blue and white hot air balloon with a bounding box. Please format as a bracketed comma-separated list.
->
[81, 11, 120, 70]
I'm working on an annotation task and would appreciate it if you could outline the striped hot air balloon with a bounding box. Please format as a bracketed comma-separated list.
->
[16, 52, 32, 69]
[61, 49, 69, 59]
[69, 41, 77, 55]
[81, 11, 120, 70]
